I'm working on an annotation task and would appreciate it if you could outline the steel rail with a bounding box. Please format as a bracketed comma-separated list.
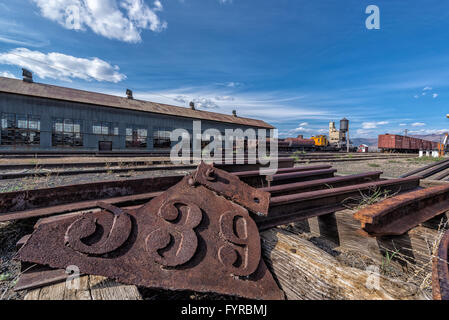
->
[257, 176, 420, 230]
[0, 171, 385, 223]
[0, 175, 184, 214]
[400, 158, 449, 178]
[0, 164, 197, 180]
[0, 157, 295, 171]
[232, 164, 331, 177]
[418, 161, 449, 179]
[354, 184, 449, 236]
[262, 171, 382, 196]
[0, 165, 330, 219]
[432, 228, 449, 300]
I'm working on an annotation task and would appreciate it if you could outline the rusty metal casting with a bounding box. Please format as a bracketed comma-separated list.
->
[16, 171, 284, 300]
[432, 228, 449, 300]
[190, 162, 270, 215]
[354, 184, 449, 237]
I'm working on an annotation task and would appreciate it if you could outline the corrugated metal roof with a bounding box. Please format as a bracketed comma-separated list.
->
[0, 77, 274, 129]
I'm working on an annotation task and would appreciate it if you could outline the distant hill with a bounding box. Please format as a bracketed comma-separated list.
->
[409, 134, 447, 143]
[351, 138, 378, 148]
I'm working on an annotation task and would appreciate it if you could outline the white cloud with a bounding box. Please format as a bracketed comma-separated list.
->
[291, 126, 313, 133]
[32, 0, 167, 43]
[409, 128, 449, 135]
[0, 48, 126, 82]
[361, 121, 389, 129]
[173, 95, 189, 103]
[423, 86, 432, 91]
[0, 71, 18, 79]
[399, 123, 407, 126]
[172, 95, 218, 109]
[299, 122, 309, 127]
[215, 95, 234, 101]
[411, 122, 426, 127]
[414, 95, 419, 99]
[219, 0, 233, 3]
[191, 97, 219, 109]
[226, 82, 242, 88]
[433, 93, 439, 98]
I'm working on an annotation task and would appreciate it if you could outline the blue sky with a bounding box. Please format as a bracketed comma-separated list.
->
[1, 0, 449, 138]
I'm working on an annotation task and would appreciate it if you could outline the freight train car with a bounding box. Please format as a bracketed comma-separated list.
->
[283, 137, 316, 151]
[378, 134, 439, 153]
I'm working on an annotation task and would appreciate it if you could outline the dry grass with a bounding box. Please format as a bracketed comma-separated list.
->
[0, 220, 35, 300]
[342, 186, 399, 210]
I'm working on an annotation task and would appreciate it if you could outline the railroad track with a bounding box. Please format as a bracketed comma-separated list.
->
[9, 161, 423, 299]
[7, 160, 449, 300]
[0, 163, 419, 223]
[0, 158, 295, 180]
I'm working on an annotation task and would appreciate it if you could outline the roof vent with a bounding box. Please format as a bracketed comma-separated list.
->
[126, 89, 133, 99]
[22, 68, 33, 83]
[189, 101, 196, 110]
[232, 110, 237, 117]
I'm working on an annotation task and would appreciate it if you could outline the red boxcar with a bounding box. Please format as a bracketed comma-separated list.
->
[378, 134, 437, 152]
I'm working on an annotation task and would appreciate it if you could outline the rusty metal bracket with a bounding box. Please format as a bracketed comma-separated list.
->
[16, 174, 284, 300]
[190, 162, 270, 216]
[433, 228, 449, 300]
[354, 184, 449, 237]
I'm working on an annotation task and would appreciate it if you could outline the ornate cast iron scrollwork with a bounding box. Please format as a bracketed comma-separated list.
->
[64, 202, 132, 255]
[146, 201, 203, 267]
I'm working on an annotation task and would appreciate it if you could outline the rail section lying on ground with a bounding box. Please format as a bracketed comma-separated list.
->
[10, 159, 429, 298]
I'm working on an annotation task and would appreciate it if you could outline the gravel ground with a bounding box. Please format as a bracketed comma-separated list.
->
[308, 157, 444, 178]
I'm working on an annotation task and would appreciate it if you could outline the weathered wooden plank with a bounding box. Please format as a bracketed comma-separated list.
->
[291, 209, 447, 276]
[24, 276, 142, 300]
[261, 228, 427, 300]
[89, 276, 142, 300]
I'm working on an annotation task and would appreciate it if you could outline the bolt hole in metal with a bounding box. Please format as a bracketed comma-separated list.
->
[253, 197, 260, 204]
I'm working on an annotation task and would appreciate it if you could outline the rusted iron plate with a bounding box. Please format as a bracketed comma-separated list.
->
[191, 162, 270, 215]
[433, 228, 449, 300]
[354, 184, 449, 237]
[16, 176, 284, 300]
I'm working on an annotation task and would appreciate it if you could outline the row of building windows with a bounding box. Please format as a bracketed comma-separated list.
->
[1, 114, 259, 150]
[1, 113, 41, 145]
[1, 114, 175, 149]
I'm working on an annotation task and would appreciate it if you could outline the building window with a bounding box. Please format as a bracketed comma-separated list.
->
[92, 122, 119, 136]
[52, 118, 83, 147]
[153, 127, 172, 149]
[126, 126, 147, 148]
[1, 113, 40, 145]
